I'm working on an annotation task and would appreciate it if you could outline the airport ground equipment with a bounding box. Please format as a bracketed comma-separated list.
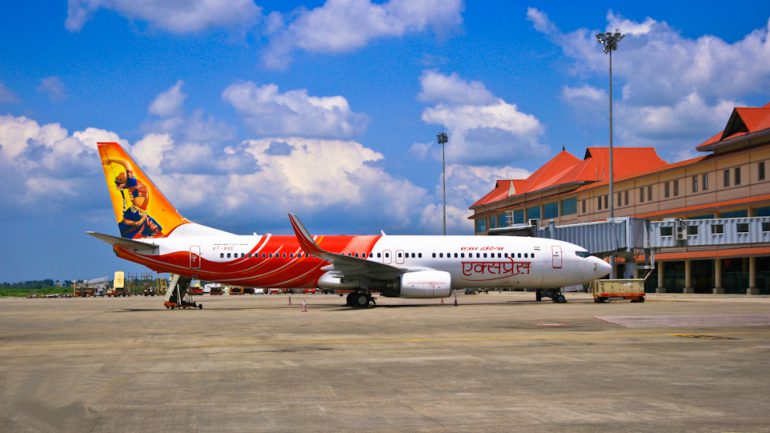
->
[163, 274, 202, 309]
[592, 279, 646, 303]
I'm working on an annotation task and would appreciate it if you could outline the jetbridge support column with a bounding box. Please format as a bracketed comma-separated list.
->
[656, 261, 665, 293]
[747, 256, 758, 295]
[713, 259, 724, 294]
[684, 259, 694, 294]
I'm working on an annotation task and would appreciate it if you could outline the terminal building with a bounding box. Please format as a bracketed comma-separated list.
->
[470, 102, 770, 295]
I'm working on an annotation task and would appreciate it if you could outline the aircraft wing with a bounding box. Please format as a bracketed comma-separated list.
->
[288, 214, 406, 281]
[86, 231, 158, 254]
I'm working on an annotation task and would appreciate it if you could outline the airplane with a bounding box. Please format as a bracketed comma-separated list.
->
[88, 142, 611, 308]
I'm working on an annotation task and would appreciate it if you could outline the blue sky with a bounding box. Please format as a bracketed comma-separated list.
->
[2, 0, 770, 281]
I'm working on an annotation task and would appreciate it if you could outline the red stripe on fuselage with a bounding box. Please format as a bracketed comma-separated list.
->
[115, 234, 381, 288]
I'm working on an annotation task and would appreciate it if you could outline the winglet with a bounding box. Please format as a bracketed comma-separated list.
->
[288, 214, 327, 257]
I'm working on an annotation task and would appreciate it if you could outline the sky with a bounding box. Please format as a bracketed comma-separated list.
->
[2, 0, 770, 281]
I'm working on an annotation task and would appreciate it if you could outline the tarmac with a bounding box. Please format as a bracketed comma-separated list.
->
[1, 292, 769, 433]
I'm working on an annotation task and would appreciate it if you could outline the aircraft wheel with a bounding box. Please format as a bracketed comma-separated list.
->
[354, 293, 370, 308]
[554, 294, 566, 303]
[345, 292, 356, 306]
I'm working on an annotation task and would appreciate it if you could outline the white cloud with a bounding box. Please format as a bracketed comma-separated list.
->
[0, 115, 128, 214]
[37, 77, 67, 101]
[0, 82, 18, 104]
[222, 81, 367, 138]
[418, 70, 495, 105]
[529, 8, 770, 158]
[563, 85, 605, 104]
[144, 81, 234, 145]
[418, 164, 530, 234]
[65, 0, 261, 33]
[149, 80, 186, 117]
[262, 0, 463, 69]
[420, 71, 547, 166]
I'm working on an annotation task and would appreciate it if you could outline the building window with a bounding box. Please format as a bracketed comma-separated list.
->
[724, 169, 730, 187]
[604, 195, 608, 209]
[513, 209, 524, 224]
[543, 202, 558, 219]
[673, 180, 679, 196]
[624, 190, 629, 206]
[753, 206, 770, 217]
[616, 192, 622, 207]
[475, 218, 487, 232]
[702, 173, 709, 190]
[527, 206, 540, 220]
[760, 161, 766, 181]
[581, 199, 586, 213]
[647, 185, 653, 201]
[692, 175, 698, 193]
[489, 215, 497, 229]
[597, 196, 602, 210]
[660, 227, 673, 237]
[737, 223, 749, 233]
[664, 181, 670, 198]
[687, 225, 698, 235]
[498, 213, 508, 228]
[721, 209, 748, 218]
[561, 197, 577, 216]
[711, 224, 724, 234]
[762, 222, 770, 232]
[735, 167, 741, 185]
[639, 187, 644, 203]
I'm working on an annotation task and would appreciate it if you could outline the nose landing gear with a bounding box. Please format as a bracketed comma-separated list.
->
[535, 289, 567, 303]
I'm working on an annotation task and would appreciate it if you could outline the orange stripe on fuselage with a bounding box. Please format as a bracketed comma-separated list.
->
[116, 234, 382, 288]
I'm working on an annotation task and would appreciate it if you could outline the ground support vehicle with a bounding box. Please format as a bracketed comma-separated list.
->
[593, 279, 646, 303]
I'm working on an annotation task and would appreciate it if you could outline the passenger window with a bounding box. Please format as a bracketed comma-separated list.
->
[461, 253, 465, 258]
[377, 252, 381, 258]
[532, 254, 535, 258]
[220, 253, 224, 258]
[517, 253, 521, 258]
[483, 253, 487, 258]
[454, 253, 458, 258]
[227, 253, 231, 258]
[524, 253, 529, 258]
[397, 252, 402, 258]
[476, 253, 481, 258]
[385, 253, 390, 258]
[432, 253, 436, 258]
[439, 253, 443, 258]
[283, 253, 287, 258]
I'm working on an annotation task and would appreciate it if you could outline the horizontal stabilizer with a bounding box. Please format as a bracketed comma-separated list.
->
[86, 231, 158, 253]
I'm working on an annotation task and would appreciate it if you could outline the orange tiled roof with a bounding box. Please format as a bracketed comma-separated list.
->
[471, 147, 667, 209]
[697, 103, 770, 151]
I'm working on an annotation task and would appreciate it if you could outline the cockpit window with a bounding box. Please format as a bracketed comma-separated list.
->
[575, 251, 591, 258]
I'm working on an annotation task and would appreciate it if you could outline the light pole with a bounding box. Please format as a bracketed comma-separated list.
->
[437, 131, 448, 235]
[596, 29, 624, 279]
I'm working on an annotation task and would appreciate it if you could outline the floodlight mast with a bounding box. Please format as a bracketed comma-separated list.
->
[596, 29, 624, 279]
[437, 131, 449, 236]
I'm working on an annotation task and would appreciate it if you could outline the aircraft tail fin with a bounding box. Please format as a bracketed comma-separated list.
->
[97, 142, 189, 239]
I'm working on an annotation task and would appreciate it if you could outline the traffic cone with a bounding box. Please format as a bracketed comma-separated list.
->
[453, 295, 458, 306]
[302, 300, 307, 312]
[288, 296, 292, 305]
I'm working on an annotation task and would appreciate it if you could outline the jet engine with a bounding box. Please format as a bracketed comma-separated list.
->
[398, 270, 452, 298]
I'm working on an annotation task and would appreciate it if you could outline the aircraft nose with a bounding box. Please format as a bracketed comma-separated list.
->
[593, 257, 611, 278]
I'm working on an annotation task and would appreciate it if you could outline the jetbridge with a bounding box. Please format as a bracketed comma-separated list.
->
[490, 216, 770, 278]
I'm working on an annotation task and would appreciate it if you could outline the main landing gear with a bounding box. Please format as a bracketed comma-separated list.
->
[535, 288, 567, 303]
[345, 292, 376, 308]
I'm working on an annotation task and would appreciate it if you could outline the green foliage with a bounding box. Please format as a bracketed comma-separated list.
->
[0, 280, 67, 297]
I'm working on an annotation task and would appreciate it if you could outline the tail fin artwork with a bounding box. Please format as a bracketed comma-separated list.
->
[98, 142, 189, 239]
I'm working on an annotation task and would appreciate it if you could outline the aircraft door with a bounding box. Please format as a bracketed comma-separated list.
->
[395, 249, 405, 264]
[383, 249, 392, 264]
[551, 245, 562, 269]
[190, 245, 201, 269]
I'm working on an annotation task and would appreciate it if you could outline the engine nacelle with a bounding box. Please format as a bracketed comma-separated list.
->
[399, 271, 452, 298]
[317, 272, 359, 290]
